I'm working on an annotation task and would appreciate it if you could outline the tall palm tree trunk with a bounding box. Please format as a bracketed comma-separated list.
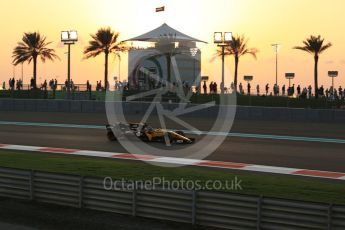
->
[33, 56, 37, 89]
[234, 56, 239, 92]
[104, 52, 109, 90]
[314, 55, 319, 98]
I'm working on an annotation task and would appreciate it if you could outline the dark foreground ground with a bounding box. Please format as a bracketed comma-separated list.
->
[0, 198, 212, 230]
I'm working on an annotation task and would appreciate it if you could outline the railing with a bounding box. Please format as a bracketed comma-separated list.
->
[0, 166, 344, 229]
[0, 89, 95, 100]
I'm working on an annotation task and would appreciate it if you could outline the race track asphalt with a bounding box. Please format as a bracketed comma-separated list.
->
[0, 111, 345, 172]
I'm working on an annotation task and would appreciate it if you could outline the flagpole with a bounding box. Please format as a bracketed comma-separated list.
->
[155, 5, 166, 23]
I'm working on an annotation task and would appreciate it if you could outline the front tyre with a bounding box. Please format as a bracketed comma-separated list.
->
[186, 137, 195, 144]
[107, 131, 117, 141]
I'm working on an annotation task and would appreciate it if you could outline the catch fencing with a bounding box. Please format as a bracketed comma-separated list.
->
[0, 166, 345, 230]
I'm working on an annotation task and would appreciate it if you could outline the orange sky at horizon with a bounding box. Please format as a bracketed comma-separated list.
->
[1, 0, 345, 89]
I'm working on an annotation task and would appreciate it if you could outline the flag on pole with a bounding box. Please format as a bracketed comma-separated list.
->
[156, 6, 165, 12]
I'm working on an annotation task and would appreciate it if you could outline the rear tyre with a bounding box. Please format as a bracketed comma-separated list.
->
[107, 131, 117, 141]
[140, 133, 150, 142]
[167, 133, 174, 144]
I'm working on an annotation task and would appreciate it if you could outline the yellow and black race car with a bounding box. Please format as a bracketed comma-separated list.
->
[106, 123, 195, 144]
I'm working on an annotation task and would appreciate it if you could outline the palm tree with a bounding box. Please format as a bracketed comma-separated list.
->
[84, 27, 125, 90]
[293, 35, 332, 98]
[215, 35, 258, 92]
[12, 32, 59, 89]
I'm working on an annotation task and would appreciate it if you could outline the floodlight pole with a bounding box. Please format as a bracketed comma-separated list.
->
[221, 45, 225, 94]
[272, 44, 279, 85]
[275, 48, 278, 85]
[213, 44, 227, 94]
[214, 32, 232, 95]
[67, 43, 71, 94]
[62, 30, 77, 98]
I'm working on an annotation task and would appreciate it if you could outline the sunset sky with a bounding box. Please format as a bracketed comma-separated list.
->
[1, 0, 345, 88]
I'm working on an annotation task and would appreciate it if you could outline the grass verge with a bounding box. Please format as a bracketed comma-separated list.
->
[0, 149, 344, 204]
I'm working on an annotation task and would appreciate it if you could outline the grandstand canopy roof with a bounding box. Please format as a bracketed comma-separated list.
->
[124, 23, 207, 43]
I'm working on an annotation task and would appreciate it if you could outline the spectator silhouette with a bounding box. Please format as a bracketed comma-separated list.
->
[203, 81, 207, 94]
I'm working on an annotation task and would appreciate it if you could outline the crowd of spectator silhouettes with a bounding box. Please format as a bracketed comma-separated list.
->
[2, 77, 345, 101]
[232, 82, 345, 100]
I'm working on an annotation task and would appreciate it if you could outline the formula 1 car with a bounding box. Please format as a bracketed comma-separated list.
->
[106, 123, 195, 144]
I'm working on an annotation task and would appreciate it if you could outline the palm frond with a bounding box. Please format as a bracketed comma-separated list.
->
[12, 32, 59, 65]
[294, 35, 332, 55]
[293, 46, 313, 54]
[319, 42, 332, 53]
[213, 34, 258, 60]
[84, 27, 127, 60]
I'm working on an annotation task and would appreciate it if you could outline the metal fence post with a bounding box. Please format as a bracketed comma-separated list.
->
[78, 176, 84, 208]
[192, 190, 197, 225]
[29, 170, 34, 201]
[328, 203, 333, 230]
[132, 187, 137, 217]
[257, 195, 263, 230]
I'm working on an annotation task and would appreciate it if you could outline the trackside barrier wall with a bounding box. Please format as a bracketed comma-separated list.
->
[0, 99, 345, 123]
[1, 167, 345, 229]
